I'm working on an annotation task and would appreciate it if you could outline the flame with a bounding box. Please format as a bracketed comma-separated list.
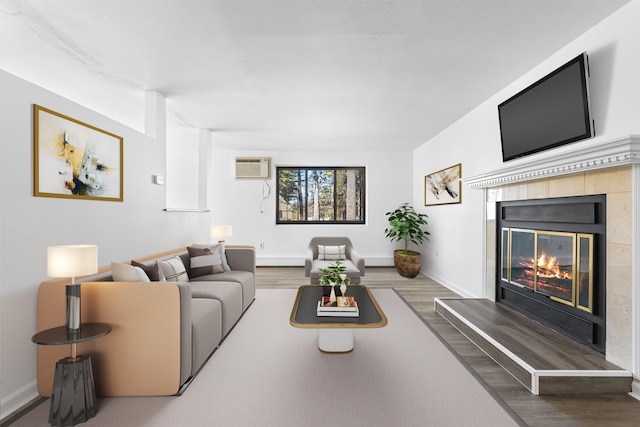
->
[536, 251, 571, 280]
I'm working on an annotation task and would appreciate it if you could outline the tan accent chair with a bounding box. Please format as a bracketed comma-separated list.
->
[304, 236, 365, 284]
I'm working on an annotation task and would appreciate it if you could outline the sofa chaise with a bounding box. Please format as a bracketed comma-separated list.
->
[35, 245, 255, 397]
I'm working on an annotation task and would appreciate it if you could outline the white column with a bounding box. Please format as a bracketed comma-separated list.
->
[198, 129, 212, 211]
[144, 91, 166, 141]
[144, 91, 167, 207]
[631, 164, 640, 400]
[481, 188, 491, 300]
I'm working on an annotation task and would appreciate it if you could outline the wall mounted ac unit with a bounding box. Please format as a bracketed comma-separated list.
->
[235, 157, 271, 179]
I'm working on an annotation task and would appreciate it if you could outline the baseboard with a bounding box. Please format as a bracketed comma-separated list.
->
[423, 271, 476, 298]
[0, 381, 39, 425]
[256, 256, 394, 267]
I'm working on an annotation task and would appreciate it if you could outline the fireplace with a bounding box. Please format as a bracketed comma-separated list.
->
[496, 195, 606, 353]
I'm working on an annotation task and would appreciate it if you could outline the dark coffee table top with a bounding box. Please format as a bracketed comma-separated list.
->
[290, 285, 387, 328]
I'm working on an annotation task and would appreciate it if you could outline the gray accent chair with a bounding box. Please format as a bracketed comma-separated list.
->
[305, 236, 365, 284]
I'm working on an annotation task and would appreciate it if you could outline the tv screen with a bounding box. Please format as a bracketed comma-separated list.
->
[498, 52, 594, 162]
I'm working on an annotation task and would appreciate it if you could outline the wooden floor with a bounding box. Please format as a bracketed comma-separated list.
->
[257, 266, 640, 427]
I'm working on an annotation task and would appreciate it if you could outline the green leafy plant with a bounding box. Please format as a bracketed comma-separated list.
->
[384, 203, 430, 255]
[318, 260, 351, 286]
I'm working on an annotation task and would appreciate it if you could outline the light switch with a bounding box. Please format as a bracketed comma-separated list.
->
[152, 175, 164, 185]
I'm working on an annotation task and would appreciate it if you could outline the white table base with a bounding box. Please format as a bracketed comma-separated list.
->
[317, 329, 354, 353]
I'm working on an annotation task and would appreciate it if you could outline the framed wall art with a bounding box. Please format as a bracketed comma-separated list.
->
[425, 163, 461, 206]
[34, 104, 124, 202]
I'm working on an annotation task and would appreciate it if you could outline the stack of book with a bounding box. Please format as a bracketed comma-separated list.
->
[317, 296, 359, 317]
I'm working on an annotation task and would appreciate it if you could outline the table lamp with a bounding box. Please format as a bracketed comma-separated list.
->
[47, 245, 98, 333]
[211, 225, 232, 243]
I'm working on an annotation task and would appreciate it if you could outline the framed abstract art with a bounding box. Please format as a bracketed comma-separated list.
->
[33, 104, 123, 202]
[425, 163, 461, 206]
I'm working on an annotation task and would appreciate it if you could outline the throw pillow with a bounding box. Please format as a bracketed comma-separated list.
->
[111, 262, 151, 282]
[158, 256, 189, 282]
[131, 260, 166, 282]
[188, 246, 224, 278]
[317, 244, 346, 260]
[191, 243, 231, 271]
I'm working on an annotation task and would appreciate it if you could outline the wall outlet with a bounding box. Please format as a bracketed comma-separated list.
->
[259, 242, 265, 249]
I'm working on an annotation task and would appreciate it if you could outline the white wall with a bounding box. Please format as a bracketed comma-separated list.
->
[413, 0, 640, 298]
[0, 70, 210, 419]
[166, 120, 200, 209]
[209, 148, 413, 266]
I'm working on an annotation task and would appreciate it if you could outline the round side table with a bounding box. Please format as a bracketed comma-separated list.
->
[32, 323, 111, 427]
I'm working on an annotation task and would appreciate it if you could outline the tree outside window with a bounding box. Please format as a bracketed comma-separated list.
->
[277, 167, 365, 224]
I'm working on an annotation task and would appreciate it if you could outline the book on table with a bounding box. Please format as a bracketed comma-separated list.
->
[317, 296, 359, 317]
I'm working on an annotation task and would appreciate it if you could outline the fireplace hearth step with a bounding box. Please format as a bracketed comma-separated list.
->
[435, 298, 632, 395]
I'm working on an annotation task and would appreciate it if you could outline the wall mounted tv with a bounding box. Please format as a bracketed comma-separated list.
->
[498, 52, 594, 162]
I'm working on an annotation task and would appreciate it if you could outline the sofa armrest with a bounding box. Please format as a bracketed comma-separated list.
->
[36, 280, 190, 397]
[348, 247, 365, 276]
[225, 245, 255, 274]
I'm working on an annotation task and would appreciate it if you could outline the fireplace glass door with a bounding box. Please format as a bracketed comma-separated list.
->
[502, 228, 593, 313]
[535, 231, 575, 305]
[577, 234, 594, 312]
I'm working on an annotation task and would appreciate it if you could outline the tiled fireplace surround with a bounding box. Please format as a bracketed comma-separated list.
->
[465, 135, 640, 396]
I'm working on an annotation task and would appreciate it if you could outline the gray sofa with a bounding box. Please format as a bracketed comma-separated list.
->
[35, 245, 255, 397]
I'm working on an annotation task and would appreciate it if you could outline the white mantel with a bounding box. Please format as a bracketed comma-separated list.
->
[464, 135, 640, 189]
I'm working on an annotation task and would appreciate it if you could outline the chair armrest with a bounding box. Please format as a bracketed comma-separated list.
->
[348, 247, 365, 276]
[225, 245, 255, 274]
[36, 280, 189, 397]
[305, 247, 315, 276]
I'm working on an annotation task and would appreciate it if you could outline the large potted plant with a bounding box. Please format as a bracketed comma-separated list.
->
[384, 203, 430, 278]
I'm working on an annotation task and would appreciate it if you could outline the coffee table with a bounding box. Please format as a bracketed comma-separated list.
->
[290, 285, 387, 353]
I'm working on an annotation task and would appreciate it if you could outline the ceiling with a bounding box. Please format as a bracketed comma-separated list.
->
[0, 0, 631, 151]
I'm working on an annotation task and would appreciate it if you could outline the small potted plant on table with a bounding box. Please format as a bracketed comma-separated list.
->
[319, 260, 351, 299]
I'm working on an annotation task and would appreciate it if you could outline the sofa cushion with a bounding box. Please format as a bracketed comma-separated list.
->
[131, 260, 165, 282]
[317, 244, 346, 260]
[189, 281, 243, 337]
[111, 262, 150, 282]
[190, 270, 255, 312]
[188, 246, 224, 278]
[191, 243, 231, 271]
[158, 256, 189, 282]
[190, 298, 222, 376]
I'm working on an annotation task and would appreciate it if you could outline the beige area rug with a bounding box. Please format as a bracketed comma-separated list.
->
[14, 289, 524, 426]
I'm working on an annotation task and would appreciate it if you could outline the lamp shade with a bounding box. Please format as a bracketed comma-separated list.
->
[47, 245, 98, 278]
[210, 225, 232, 240]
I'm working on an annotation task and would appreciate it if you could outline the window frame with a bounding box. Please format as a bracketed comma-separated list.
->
[276, 166, 366, 225]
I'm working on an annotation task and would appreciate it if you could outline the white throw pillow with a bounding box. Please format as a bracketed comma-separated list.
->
[111, 262, 151, 282]
[158, 256, 189, 282]
[317, 244, 346, 260]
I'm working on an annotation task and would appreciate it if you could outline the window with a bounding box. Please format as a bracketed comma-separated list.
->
[277, 167, 365, 224]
